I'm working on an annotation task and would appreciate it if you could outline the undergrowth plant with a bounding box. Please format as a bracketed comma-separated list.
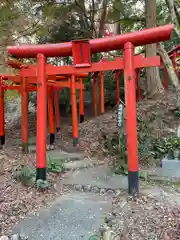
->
[14, 158, 65, 189]
[153, 135, 180, 157]
[103, 116, 180, 176]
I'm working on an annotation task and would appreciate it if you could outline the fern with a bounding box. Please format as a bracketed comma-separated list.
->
[14, 165, 35, 186]
[36, 179, 50, 190]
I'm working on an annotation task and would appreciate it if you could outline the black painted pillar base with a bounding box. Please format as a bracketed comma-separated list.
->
[0, 135, 5, 145]
[56, 127, 60, 132]
[79, 114, 84, 123]
[128, 171, 139, 196]
[50, 133, 55, 145]
[73, 137, 79, 147]
[36, 168, 46, 181]
[22, 142, 29, 154]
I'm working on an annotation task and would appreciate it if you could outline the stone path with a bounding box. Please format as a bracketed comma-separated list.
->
[61, 165, 128, 191]
[10, 144, 180, 240]
[12, 193, 112, 240]
[11, 148, 114, 240]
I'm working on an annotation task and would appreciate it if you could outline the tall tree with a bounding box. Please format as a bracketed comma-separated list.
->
[165, 0, 180, 36]
[157, 0, 180, 108]
[145, 0, 164, 97]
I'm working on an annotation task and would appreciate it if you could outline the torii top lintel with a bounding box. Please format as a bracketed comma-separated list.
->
[8, 24, 173, 58]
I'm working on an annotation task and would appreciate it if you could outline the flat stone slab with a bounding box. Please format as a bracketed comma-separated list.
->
[161, 157, 180, 170]
[47, 150, 87, 162]
[28, 136, 37, 145]
[64, 158, 103, 170]
[12, 193, 112, 240]
[16, 135, 51, 146]
[28, 147, 86, 161]
[61, 166, 128, 190]
[141, 186, 180, 205]
[16, 137, 37, 146]
[147, 167, 180, 182]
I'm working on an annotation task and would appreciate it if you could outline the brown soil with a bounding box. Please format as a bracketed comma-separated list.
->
[1, 87, 180, 237]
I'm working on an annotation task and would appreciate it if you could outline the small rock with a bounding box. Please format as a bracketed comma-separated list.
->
[46, 145, 50, 151]
[74, 184, 83, 192]
[104, 213, 114, 224]
[19, 233, 28, 240]
[118, 200, 127, 209]
[145, 205, 154, 210]
[10, 216, 16, 221]
[115, 190, 121, 196]
[141, 195, 148, 202]
[103, 229, 117, 240]
[91, 186, 100, 193]
[100, 189, 106, 194]
[0, 236, 9, 240]
[155, 202, 161, 207]
[84, 185, 92, 192]
[111, 211, 117, 217]
[106, 189, 114, 195]
[11, 234, 19, 240]
[112, 199, 117, 205]
[50, 145, 55, 150]
[90, 142, 100, 148]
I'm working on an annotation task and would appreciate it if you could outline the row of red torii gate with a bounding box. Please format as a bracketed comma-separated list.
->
[0, 24, 178, 195]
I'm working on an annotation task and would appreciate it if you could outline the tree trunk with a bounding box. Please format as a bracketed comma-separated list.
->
[165, 0, 180, 36]
[97, 0, 108, 115]
[145, 0, 164, 97]
[164, 0, 180, 108]
[157, 45, 180, 108]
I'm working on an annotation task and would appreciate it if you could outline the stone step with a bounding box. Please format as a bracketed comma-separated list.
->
[28, 146, 87, 161]
[146, 167, 180, 183]
[63, 158, 104, 171]
[16, 136, 37, 146]
[16, 135, 52, 146]
[12, 192, 112, 240]
[28, 147, 93, 169]
[47, 149, 88, 162]
[61, 166, 128, 191]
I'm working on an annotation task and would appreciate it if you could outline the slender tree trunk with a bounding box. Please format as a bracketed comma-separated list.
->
[145, 0, 164, 97]
[97, 0, 108, 115]
[165, 0, 180, 36]
[157, 45, 180, 108]
[163, 0, 180, 108]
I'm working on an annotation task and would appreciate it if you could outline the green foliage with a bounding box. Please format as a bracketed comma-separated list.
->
[104, 134, 120, 153]
[47, 155, 65, 173]
[47, 162, 65, 173]
[14, 165, 35, 186]
[59, 88, 70, 106]
[14, 164, 50, 189]
[14, 158, 65, 187]
[114, 161, 148, 180]
[88, 234, 99, 240]
[104, 114, 180, 175]
[175, 108, 180, 117]
[104, 117, 152, 164]
[153, 136, 180, 157]
[36, 179, 50, 190]
[114, 162, 128, 175]
[104, 71, 125, 106]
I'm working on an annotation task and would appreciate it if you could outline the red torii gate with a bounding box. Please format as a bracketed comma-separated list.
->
[0, 62, 87, 152]
[7, 24, 173, 195]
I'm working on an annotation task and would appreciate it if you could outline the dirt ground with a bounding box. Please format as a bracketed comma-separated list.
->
[104, 189, 180, 240]
[1, 88, 180, 238]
